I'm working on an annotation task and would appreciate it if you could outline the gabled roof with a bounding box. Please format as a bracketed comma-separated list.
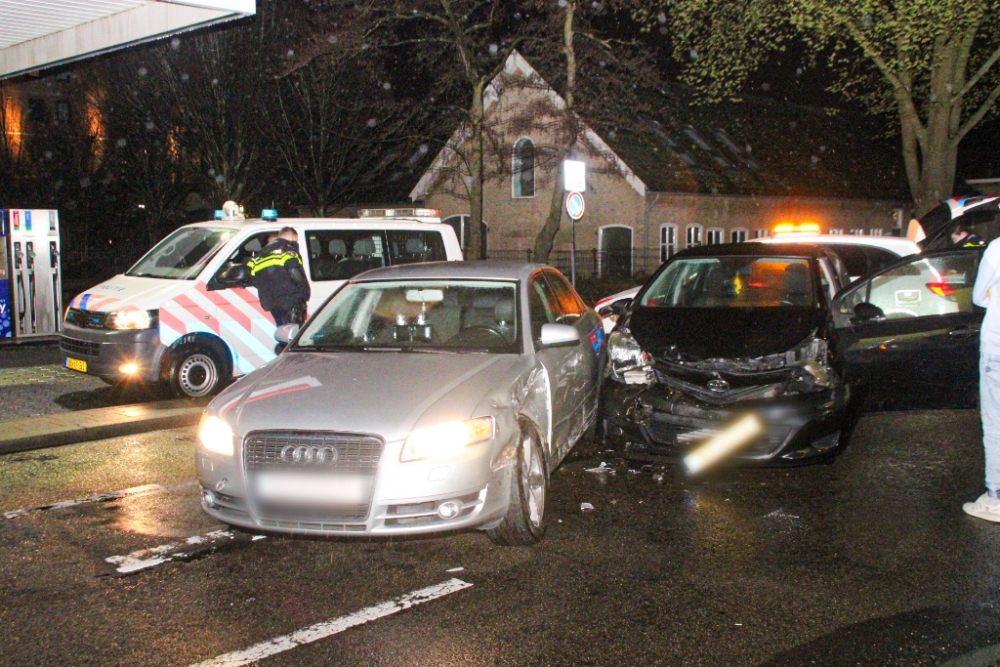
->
[409, 50, 646, 201]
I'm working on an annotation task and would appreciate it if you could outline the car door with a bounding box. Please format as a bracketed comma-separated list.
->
[528, 271, 577, 459]
[830, 249, 983, 410]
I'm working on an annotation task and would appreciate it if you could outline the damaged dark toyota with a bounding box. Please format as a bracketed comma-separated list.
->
[602, 243, 853, 466]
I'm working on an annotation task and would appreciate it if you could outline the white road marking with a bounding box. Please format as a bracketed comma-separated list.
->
[187, 578, 473, 667]
[2, 481, 197, 520]
[105, 529, 265, 574]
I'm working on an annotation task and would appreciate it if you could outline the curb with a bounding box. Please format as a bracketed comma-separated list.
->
[0, 401, 204, 455]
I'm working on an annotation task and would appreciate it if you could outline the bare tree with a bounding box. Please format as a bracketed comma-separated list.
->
[281, 0, 531, 259]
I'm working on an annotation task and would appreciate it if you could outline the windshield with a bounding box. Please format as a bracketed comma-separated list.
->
[127, 227, 237, 280]
[295, 279, 520, 353]
[640, 256, 817, 308]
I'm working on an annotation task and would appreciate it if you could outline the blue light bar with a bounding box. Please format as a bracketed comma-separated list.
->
[214, 210, 224, 220]
[261, 209, 279, 221]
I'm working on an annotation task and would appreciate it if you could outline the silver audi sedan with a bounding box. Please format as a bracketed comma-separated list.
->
[196, 261, 603, 545]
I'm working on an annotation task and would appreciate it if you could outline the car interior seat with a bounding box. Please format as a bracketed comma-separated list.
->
[692, 267, 730, 307]
[782, 264, 812, 306]
[337, 237, 378, 278]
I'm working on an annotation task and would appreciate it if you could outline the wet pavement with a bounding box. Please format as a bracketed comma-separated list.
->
[2, 410, 1000, 666]
[0, 342, 175, 421]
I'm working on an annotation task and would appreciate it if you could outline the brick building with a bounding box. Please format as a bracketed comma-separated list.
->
[411, 52, 910, 277]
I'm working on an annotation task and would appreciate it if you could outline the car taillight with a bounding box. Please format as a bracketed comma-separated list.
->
[927, 282, 956, 297]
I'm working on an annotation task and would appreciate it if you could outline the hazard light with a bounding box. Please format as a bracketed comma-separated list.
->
[359, 208, 441, 218]
[773, 221, 821, 235]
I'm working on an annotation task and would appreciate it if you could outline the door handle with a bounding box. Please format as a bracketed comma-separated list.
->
[948, 327, 979, 337]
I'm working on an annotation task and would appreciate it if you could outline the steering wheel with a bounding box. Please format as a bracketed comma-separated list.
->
[448, 326, 507, 346]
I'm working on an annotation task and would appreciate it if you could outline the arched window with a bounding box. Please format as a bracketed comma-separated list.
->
[686, 224, 703, 248]
[730, 227, 748, 243]
[512, 138, 535, 198]
[659, 224, 677, 262]
[754, 228, 770, 239]
[599, 226, 633, 277]
[706, 227, 724, 245]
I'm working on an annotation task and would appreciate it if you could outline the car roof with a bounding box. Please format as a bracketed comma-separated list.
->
[182, 217, 450, 231]
[753, 234, 920, 254]
[675, 242, 829, 259]
[351, 260, 551, 282]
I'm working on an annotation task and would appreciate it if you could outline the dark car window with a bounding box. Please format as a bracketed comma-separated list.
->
[385, 230, 447, 265]
[826, 244, 869, 278]
[542, 270, 587, 322]
[528, 274, 560, 338]
[923, 202, 1000, 252]
[305, 230, 387, 281]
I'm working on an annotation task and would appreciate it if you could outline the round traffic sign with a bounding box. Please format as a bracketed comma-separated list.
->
[566, 191, 585, 220]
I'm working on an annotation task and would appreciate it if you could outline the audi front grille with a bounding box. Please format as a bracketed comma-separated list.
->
[244, 430, 384, 523]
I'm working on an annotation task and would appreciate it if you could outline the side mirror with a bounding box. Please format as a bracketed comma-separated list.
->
[538, 323, 580, 349]
[219, 263, 250, 285]
[274, 323, 300, 344]
[852, 302, 885, 323]
[611, 298, 632, 316]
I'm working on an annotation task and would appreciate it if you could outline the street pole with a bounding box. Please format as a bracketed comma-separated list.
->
[570, 200, 576, 287]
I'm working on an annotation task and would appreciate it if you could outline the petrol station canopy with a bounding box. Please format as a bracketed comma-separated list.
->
[0, 0, 256, 79]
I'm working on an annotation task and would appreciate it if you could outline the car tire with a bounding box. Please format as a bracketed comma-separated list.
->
[487, 422, 548, 546]
[168, 345, 224, 399]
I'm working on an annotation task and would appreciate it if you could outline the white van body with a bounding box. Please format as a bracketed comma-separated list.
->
[60, 215, 463, 396]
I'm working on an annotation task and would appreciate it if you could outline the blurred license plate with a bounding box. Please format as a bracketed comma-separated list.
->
[254, 472, 368, 505]
[65, 357, 87, 373]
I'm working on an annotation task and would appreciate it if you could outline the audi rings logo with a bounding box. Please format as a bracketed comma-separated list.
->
[280, 445, 339, 465]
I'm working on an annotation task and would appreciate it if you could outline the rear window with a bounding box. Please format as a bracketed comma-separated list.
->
[826, 244, 901, 278]
[306, 229, 448, 281]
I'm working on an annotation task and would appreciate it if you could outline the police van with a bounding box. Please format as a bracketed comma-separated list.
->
[60, 203, 463, 398]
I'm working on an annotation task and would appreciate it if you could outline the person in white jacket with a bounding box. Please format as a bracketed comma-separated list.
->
[965, 240, 1000, 521]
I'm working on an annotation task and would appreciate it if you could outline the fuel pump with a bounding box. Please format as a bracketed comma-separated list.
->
[0, 212, 10, 339]
[2, 209, 61, 339]
[13, 241, 25, 335]
[26, 241, 36, 334]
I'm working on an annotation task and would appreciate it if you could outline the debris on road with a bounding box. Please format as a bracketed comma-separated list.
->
[581, 502, 595, 511]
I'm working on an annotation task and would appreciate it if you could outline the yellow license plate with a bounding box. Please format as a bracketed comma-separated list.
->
[66, 357, 87, 373]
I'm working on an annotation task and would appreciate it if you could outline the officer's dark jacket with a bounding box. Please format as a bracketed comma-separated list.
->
[249, 238, 311, 312]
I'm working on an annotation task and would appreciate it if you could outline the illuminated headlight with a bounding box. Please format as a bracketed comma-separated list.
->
[198, 415, 234, 457]
[107, 309, 156, 330]
[606, 330, 653, 383]
[401, 417, 494, 462]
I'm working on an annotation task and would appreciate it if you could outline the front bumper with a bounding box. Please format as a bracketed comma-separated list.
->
[196, 433, 517, 537]
[59, 322, 166, 383]
[602, 379, 849, 466]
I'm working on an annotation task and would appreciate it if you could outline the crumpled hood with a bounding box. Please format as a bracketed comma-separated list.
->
[69, 274, 193, 312]
[211, 351, 521, 443]
[628, 306, 826, 360]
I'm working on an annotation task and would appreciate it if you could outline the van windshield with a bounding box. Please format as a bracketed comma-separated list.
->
[127, 227, 237, 280]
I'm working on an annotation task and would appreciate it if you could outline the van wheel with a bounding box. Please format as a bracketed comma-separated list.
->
[168, 345, 223, 399]
[488, 423, 548, 546]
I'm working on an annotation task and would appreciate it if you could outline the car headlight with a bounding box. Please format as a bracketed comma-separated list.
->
[401, 417, 494, 462]
[107, 309, 157, 330]
[198, 415, 234, 457]
[606, 330, 652, 383]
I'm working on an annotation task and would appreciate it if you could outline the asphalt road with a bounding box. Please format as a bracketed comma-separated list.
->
[3, 412, 1000, 667]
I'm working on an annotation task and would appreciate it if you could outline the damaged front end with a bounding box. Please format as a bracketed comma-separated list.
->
[602, 327, 849, 466]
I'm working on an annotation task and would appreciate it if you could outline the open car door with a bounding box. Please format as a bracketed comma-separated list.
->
[830, 249, 984, 410]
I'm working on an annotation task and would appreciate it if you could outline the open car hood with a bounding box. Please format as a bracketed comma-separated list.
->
[628, 306, 826, 361]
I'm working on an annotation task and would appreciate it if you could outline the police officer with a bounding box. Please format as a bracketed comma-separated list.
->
[250, 226, 310, 326]
[952, 224, 986, 248]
